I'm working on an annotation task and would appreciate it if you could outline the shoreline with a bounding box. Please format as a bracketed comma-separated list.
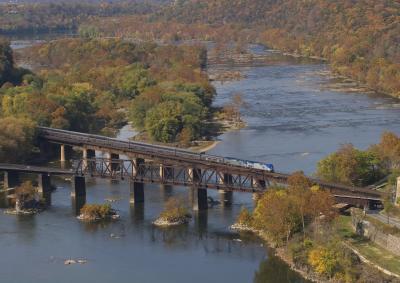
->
[230, 224, 321, 283]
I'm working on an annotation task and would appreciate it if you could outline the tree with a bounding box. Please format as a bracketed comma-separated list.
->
[288, 171, 312, 239]
[0, 39, 14, 86]
[228, 92, 247, 124]
[0, 117, 36, 163]
[370, 132, 400, 171]
[316, 144, 381, 186]
[383, 197, 397, 225]
[252, 190, 302, 245]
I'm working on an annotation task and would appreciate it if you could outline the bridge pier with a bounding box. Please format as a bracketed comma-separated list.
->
[133, 158, 145, 176]
[37, 174, 52, 205]
[160, 165, 174, 181]
[4, 171, 20, 189]
[189, 168, 207, 210]
[82, 148, 95, 169]
[192, 188, 208, 211]
[189, 168, 202, 183]
[130, 181, 144, 204]
[107, 153, 120, 171]
[60, 144, 72, 163]
[219, 174, 233, 206]
[219, 190, 233, 206]
[252, 178, 266, 189]
[71, 176, 86, 198]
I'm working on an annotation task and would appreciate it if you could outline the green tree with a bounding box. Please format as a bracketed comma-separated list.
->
[316, 144, 381, 186]
[0, 117, 36, 162]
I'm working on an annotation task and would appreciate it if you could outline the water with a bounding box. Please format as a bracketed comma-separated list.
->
[1, 44, 400, 283]
[209, 48, 400, 174]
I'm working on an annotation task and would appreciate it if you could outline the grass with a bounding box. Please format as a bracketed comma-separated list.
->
[336, 215, 400, 276]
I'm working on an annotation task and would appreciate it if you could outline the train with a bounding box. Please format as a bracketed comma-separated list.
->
[224, 157, 274, 172]
[38, 127, 275, 172]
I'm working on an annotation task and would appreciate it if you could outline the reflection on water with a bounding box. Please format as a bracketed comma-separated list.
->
[254, 250, 310, 283]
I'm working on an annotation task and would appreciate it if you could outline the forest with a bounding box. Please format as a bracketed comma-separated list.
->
[86, 0, 400, 98]
[2, 1, 399, 97]
[0, 37, 214, 162]
[0, 1, 158, 35]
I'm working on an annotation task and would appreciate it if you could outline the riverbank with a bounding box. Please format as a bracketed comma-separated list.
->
[230, 224, 321, 283]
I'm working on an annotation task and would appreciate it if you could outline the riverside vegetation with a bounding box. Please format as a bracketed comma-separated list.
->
[232, 132, 400, 282]
[233, 173, 397, 283]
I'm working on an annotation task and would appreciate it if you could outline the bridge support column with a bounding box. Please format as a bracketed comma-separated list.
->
[189, 168, 202, 183]
[60, 144, 72, 163]
[193, 188, 208, 211]
[219, 174, 233, 206]
[133, 158, 145, 176]
[252, 178, 266, 189]
[107, 153, 120, 171]
[160, 165, 174, 180]
[83, 148, 95, 169]
[37, 174, 52, 205]
[219, 190, 233, 206]
[4, 171, 20, 189]
[71, 176, 86, 198]
[130, 182, 144, 204]
[396, 177, 400, 206]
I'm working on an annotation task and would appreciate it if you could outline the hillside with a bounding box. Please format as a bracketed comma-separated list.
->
[155, 0, 400, 97]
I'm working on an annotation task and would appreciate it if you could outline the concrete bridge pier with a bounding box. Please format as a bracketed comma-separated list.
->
[71, 176, 86, 198]
[82, 148, 95, 169]
[4, 171, 20, 189]
[189, 168, 202, 183]
[71, 176, 86, 214]
[60, 144, 72, 163]
[252, 178, 267, 189]
[219, 190, 233, 207]
[189, 168, 207, 210]
[160, 165, 174, 180]
[219, 173, 233, 206]
[133, 158, 145, 176]
[192, 188, 208, 211]
[160, 165, 174, 198]
[130, 181, 144, 204]
[107, 153, 120, 171]
[37, 174, 52, 205]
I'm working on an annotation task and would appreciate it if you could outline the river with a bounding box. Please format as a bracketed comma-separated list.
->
[1, 43, 400, 283]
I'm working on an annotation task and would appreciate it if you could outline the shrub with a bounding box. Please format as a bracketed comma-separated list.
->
[159, 197, 190, 222]
[80, 204, 113, 220]
[236, 207, 253, 226]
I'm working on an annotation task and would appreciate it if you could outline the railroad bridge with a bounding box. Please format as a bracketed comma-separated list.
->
[0, 127, 387, 210]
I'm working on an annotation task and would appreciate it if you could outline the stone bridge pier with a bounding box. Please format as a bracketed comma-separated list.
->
[219, 173, 233, 206]
[60, 144, 73, 163]
[189, 168, 207, 211]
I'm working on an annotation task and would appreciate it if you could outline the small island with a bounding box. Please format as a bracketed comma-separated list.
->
[153, 197, 192, 227]
[5, 181, 45, 215]
[77, 204, 119, 222]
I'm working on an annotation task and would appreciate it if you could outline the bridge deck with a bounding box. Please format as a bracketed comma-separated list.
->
[0, 163, 74, 175]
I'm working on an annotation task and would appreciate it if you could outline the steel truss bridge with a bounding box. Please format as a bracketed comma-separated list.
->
[35, 126, 387, 206]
